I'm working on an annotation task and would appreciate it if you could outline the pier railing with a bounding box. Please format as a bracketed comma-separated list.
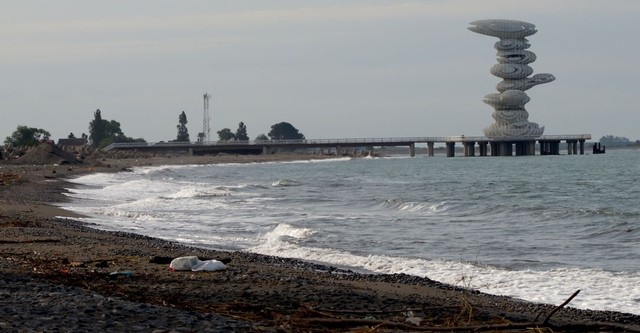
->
[104, 134, 592, 151]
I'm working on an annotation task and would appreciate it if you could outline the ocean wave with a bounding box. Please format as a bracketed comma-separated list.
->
[377, 199, 448, 213]
[67, 172, 119, 186]
[163, 187, 233, 199]
[261, 223, 315, 241]
[99, 206, 159, 222]
[208, 157, 352, 168]
[579, 208, 640, 218]
[272, 179, 297, 187]
[133, 164, 205, 175]
[246, 239, 640, 315]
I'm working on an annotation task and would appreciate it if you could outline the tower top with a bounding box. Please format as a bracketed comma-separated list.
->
[468, 19, 537, 39]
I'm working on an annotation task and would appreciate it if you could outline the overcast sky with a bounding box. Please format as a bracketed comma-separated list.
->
[2, 1, 639, 143]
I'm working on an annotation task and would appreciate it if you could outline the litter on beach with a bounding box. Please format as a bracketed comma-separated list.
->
[168, 256, 227, 272]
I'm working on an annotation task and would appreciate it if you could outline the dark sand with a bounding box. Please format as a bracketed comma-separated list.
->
[1, 152, 639, 332]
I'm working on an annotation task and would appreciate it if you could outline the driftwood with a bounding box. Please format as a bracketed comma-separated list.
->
[543, 289, 581, 324]
[311, 305, 461, 315]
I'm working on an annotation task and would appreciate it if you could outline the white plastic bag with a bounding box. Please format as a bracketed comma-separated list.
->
[169, 256, 227, 272]
[191, 260, 226, 271]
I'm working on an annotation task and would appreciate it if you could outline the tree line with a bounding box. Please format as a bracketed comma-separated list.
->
[3, 109, 306, 148]
[215, 121, 305, 142]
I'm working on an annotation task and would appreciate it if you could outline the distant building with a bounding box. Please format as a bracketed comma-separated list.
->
[57, 138, 87, 150]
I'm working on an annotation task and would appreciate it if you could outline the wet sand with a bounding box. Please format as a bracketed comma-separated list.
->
[1, 154, 639, 332]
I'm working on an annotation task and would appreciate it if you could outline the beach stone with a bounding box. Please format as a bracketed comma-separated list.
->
[0, 273, 262, 332]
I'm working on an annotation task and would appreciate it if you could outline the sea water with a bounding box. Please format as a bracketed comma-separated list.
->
[61, 149, 640, 315]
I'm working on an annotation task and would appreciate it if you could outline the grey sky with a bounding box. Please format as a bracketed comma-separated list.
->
[2, 1, 638, 142]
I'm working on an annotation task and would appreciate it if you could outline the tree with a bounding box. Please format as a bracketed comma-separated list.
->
[88, 109, 139, 148]
[88, 109, 107, 147]
[4, 125, 51, 147]
[176, 111, 190, 142]
[68, 133, 76, 139]
[255, 133, 269, 141]
[268, 122, 305, 140]
[105, 120, 123, 138]
[235, 122, 249, 141]
[217, 128, 236, 141]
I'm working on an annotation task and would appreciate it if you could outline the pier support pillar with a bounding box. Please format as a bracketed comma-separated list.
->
[446, 142, 455, 157]
[500, 142, 513, 156]
[188, 148, 194, 156]
[579, 140, 585, 155]
[528, 141, 536, 155]
[427, 142, 434, 156]
[478, 141, 488, 156]
[490, 142, 499, 156]
[409, 143, 415, 157]
[515, 142, 526, 156]
[567, 140, 574, 155]
[540, 141, 561, 155]
[336, 145, 341, 156]
[552, 141, 560, 155]
[463, 142, 475, 157]
[262, 146, 270, 155]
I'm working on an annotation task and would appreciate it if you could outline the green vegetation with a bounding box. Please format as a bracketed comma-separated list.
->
[176, 111, 190, 142]
[235, 122, 249, 141]
[255, 133, 269, 141]
[268, 122, 305, 140]
[216, 121, 304, 142]
[217, 128, 235, 141]
[2, 112, 309, 150]
[4, 125, 51, 147]
[88, 109, 145, 148]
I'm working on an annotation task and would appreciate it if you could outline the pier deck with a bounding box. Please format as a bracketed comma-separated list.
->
[104, 134, 592, 157]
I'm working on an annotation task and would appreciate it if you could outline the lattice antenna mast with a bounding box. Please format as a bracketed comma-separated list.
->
[202, 93, 211, 142]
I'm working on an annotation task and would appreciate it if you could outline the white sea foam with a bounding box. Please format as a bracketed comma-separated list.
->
[248, 232, 640, 314]
[67, 172, 120, 186]
[189, 157, 352, 168]
[100, 206, 159, 222]
[133, 165, 181, 175]
[164, 187, 233, 199]
[262, 223, 316, 240]
[379, 200, 448, 213]
[271, 179, 297, 187]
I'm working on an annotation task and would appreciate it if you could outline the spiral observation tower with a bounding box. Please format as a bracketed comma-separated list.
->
[468, 19, 555, 138]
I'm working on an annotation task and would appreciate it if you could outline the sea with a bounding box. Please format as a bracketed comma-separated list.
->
[60, 149, 640, 315]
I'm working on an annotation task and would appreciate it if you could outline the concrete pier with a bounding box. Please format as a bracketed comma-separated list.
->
[442, 135, 589, 157]
[105, 134, 592, 158]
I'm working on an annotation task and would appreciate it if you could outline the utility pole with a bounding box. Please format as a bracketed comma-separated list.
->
[202, 93, 211, 142]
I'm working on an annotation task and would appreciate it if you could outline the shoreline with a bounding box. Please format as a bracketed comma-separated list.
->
[2, 154, 640, 332]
